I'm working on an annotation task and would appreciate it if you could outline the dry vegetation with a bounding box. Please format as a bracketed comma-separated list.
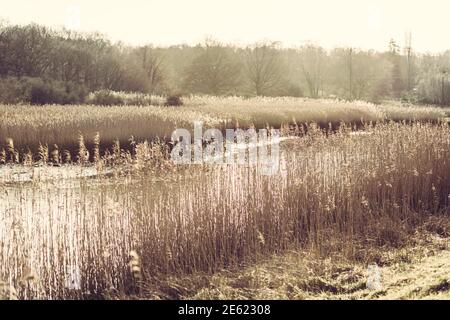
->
[0, 97, 446, 159]
[169, 228, 449, 300]
[0, 120, 448, 299]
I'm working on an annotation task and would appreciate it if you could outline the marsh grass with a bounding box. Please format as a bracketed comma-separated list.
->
[0, 122, 448, 299]
[0, 97, 446, 157]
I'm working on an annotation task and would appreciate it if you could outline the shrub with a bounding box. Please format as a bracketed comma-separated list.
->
[29, 79, 65, 105]
[165, 95, 183, 107]
[63, 82, 88, 105]
[119, 92, 164, 106]
[0, 77, 31, 104]
[28, 79, 87, 105]
[87, 90, 166, 106]
[0, 77, 87, 105]
[87, 90, 125, 106]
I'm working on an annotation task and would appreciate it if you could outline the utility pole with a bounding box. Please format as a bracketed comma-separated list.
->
[442, 70, 447, 105]
[404, 31, 412, 92]
[349, 48, 353, 100]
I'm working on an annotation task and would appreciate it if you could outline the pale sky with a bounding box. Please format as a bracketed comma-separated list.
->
[1, 0, 449, 53]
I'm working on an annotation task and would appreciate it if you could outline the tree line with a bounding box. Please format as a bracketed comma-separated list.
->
[1, 21, 450, 105]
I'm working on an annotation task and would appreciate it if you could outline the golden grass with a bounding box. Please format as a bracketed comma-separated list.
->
[0, 122, 448, 299]
[162, 227, 449, 300]
[0, 97, 446, 156]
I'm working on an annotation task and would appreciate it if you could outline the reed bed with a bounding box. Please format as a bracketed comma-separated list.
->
[0, 97, 446, 156]
[0, 122, 448, 299]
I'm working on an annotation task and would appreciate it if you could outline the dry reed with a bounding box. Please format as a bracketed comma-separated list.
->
[0, 122, 448, 299]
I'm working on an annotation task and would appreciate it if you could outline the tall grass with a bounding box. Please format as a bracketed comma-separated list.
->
[0, 97, 446, 155]
[0, 122, 448, 299]
[86, 90, 166, 106]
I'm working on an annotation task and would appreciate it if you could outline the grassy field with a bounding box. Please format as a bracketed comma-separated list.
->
[0, 97, 446, 161]
[0, 119, 448, 299]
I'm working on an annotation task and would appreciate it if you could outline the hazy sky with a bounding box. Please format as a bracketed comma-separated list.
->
[1, 0, 449, 52]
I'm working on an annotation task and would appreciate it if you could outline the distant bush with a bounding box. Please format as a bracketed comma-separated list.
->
[28, 78, 87, 105]
[87, 90, 165, 106]
[29, 79, 65, 105]
[0, 77, 29, 104]
[121, 92, 164, 106]
[87, 90, 125, 106]
[0, 77, 87, 105]
[165, 95, 183, 107]
[443, 107, 450, 117]
[63, 82, 88, 105]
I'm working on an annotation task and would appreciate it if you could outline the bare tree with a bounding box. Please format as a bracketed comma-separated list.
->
[244, 41, 283, 96]
[183, 39, 241, 95]
[137, 45, 165, 93]
[299, 45, 325, 98]
[0, 21, 8, 77]
[389, 39, 405, 98]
